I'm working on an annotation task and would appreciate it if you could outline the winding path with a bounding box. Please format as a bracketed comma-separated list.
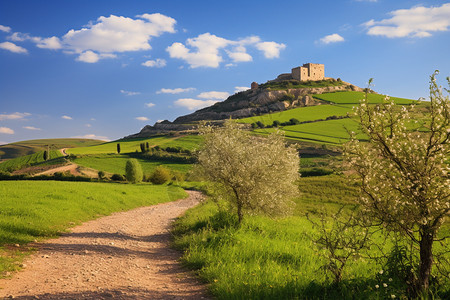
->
[0, 191, 210, 299]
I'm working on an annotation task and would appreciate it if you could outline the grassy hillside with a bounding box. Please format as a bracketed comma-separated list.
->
[312, 91, 416, 104]
[0, 139, 103, 160]
[0, 181, 187, 275]
[68, 135, 202, 155]
[0, 150, 64, 173]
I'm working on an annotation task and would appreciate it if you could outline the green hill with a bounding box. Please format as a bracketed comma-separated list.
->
[0, 138, 104, 160]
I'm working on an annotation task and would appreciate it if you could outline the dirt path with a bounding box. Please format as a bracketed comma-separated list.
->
[0, 191, 210, 299]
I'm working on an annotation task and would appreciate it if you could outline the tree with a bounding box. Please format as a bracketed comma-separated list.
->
[344, 73, 449, 293]
[196, 120, 299, 223]
[125, 158, 143, 184]
[140, 143, 145, 153]
[117, 143, 121, 154]
[149, 165, 172, 184]
[43, 150, 48, 161]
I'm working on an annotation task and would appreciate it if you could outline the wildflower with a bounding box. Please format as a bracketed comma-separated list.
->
[383, 283, 388, 288]
[389, 278, 393, 282]
[375, 284, 379, 289]
[391, 295, 396, 299]
[379, 270, 384, 275]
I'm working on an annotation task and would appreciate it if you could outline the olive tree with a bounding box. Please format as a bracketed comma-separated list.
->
[344, 72, 449, 293]
[196, 120, 299, 223]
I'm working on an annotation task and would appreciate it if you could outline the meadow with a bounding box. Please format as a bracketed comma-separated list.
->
[312, 91, 416, 105]
[174, 175, 450, 299]
[72, 154, 192, 175]
[0, 181, 187, 275]
[0, 150, 63, 173]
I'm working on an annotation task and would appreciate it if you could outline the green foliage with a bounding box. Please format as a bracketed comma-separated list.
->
[149, 165, 172, 185]
[260, 79, 344, 91]
[97, 170, 106, 180]
[110, 173, 125, 181]
[116, 143, 120, 154]
[197, 120, 299, 223]
[313, 91, 416, 105]
[125, 158, 143, 184]
[43, 150, 48, 161]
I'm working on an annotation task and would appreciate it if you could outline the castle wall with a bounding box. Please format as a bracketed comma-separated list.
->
[291, 63, 325, 81]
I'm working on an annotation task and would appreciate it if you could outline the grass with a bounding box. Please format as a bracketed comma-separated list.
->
[72, 154, 192, 175]
[260, 79, 344, 91]
[313, 91, 416, 105]
[173, 175, 450, 299]
[68, 135, 202, 155]
[0, 138, 103, 160]
[238, 105, 352, 126]
[0, 150, 63, 172]
[255, 118, 365, 145]
[0, 181, 187, 276]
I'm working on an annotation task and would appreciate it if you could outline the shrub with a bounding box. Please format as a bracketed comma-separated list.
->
[171, 170, 185, 183]
[98, 170, 106, 180]
[149, 165, 172, 185]
[125, 158, 143, 184]
[272, 120, 281, 127]
[111, 173, 125, 181]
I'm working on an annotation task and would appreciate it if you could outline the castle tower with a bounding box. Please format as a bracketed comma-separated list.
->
[251, 82, 259, 90]
[291, 63, 324, 81]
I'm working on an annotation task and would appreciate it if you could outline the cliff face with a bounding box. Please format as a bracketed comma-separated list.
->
[173, 81, 362, 124]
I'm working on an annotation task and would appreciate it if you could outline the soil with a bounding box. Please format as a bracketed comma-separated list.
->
[0, 191, 210, 299]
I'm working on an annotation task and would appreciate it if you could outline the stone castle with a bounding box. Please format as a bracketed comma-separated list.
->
[252, 63, 325, 89]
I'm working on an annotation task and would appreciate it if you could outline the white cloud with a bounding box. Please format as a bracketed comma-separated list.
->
[120, 89, 141, 96]
[156, 87, 196, 94]
[0, 25, 11, 32]
[0, 41, 28, 54]
[61, 115, 73, 120]
[235, 86, 249, 93]
[167, 33, 285, 68]
[174, 98, 218, 111]
[255, 41, 286, 59]
[23, 126, 41, 131]
[35, 36, 62, 49]
[85, 124, 92, 127]
[0, 112, 31, 120]
[72, 134, 109, 141]
[136, 116, 149, 121]
[318, 33, 345, 44]
[0, 127, 14, 134]
[142, 58, 166, 67]
[364, 3, 450, 38]
[145, 102, 155, 108]
[76, 50, 116, 63]
[197, 91, 230, 100]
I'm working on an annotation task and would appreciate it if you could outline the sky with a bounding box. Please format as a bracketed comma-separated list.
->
[0, 0, 449, 144]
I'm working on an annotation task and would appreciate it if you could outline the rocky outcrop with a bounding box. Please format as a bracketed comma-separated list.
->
[173, 81, 363, 124]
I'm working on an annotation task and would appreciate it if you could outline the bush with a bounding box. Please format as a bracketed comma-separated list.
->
[98, 170, 106, 180]
[171, 170, 185, 183]
[111, 173, 125, 181]
[149, 166, 172, 185]
[272, 120, 281, 127]
[125, 159, 143, 183]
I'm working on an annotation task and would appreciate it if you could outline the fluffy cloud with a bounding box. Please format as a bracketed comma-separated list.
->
[0, 112, 31, 120]
[255, 41, 286, 58]
[142, 58, 166, 67]
[23, 126, 41, 131]
[72, 134, 109, 141]
[0, 41, 28, 54]
[318, 33, 345, 44]
[197, 91, 230, 100]
[364, 3, 450, 38]
[0, 127, 14, 134]
[61, 115, 73, 120]
[156, 87, 196, 94]
[136, 116, 149, 121]
[167, 33, 285, 68]
[120, 89, 141, 96]
[174, 98, 218, 111]
[6, 13, 176, 63]
[0, 25, 11, 32]
[145, 102, 155, 108]
[235, 86, 249, 93]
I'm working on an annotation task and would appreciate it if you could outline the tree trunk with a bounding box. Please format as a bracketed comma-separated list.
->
[237, 202, 243, 224]
[418, 228, 434, 293]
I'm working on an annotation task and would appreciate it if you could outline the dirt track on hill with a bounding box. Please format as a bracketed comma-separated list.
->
[0, 191, 210, 299]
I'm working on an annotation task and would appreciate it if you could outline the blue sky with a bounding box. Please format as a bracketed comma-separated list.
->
[1, 0, 449, 144]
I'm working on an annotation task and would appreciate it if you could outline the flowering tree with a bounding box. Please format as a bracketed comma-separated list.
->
[196, 120, 299, 223]
[344, 72, 449, 293]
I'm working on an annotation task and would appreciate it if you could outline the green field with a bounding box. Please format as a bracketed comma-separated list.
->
[68, 135, 202, 155]
[173, 176, 449, 299]
[0, 139, 103, 160]
[313, 91, 416, 105]
[238, 105, 352, 126]
[72, 154, 192, 175]
[0, 150, 64, 172]
[255, 118, 365, 145]
[0, 181, 187, 275]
